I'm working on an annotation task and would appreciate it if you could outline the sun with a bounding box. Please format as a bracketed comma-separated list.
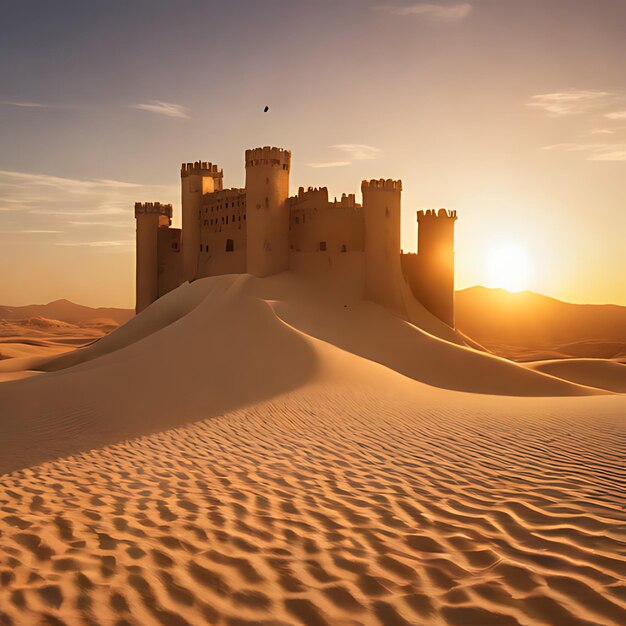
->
[486, 243, 531, 292]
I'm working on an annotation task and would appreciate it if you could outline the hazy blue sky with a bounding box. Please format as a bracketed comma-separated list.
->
[1, 0, 625, 307]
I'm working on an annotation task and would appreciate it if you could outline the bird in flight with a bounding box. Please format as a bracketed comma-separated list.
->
[264, 106, 269, 113]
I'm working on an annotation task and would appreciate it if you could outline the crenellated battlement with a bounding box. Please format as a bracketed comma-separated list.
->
[417, 208, 457, 221]
[245, 146, 291, 169]
[289, 186, 329, 206]
[361, 179, 402, 192]
[332, 193, 358, 208]
[134, 202, 173, 219]
[180, 161, 223, 178]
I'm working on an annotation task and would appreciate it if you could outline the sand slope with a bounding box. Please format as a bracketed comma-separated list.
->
[0, 274, 602, 474]
[0, 273, 624, 625]
[527, 359, 626, 393]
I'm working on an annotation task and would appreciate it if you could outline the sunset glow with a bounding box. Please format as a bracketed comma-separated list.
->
[486, 243, 531, 293]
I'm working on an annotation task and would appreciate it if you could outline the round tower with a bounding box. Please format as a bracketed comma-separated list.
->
[416, 209, 457, 327]
[180, 161, 223, 283]
[362, 179, 405, 315]
[134, 202, 173, 314]
[244, 147, 291, 277]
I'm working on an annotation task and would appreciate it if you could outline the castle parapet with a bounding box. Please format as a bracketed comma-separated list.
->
[245, 146, 291, 169]
[333, 193, 357, 208]
[361, 179, 402, 192]
[290, 186, 329, 206]
[417, 208, 457, 220]
[180, 161, 223, 177]
[134, 202, 173, 219]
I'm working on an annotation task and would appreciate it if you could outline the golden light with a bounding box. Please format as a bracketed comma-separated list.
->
[486, 243, 531, 292]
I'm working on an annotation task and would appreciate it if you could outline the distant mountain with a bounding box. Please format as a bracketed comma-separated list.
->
[455, 287, 626, 361]
[0, 299, 134, 326]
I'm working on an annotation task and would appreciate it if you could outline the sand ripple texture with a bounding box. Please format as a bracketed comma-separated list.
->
[1, 382, 624, 626]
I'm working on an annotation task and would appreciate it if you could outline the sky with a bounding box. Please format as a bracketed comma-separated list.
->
[1, 0, 625, 308]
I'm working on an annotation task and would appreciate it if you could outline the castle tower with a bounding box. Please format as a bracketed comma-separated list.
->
[415, 209, 457, 326]
[135, 202, 173, 314]
[362, 179, 405, 315]
[180, 161, 223, 282]
[245, 147, 291, 277]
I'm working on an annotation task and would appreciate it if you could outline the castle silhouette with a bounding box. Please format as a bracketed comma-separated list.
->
[135, 147, 457, 326]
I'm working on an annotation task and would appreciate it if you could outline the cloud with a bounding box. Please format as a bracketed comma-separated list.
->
[527, 90, 612, 116]
[0, 170, 177, 251]
[587, 146, 626, 161]
[0, 100, 49, 108]
[56, 240, 135, 248]
[330, 144, 381, 160]
[306, 144, 381, 168]
[0, 229, 63, 234]
[378, 2, 472, 21]
[542, 143, 626, 161]
[605, 110, 626, 120]
[129, 101, 189, 118]
[306, 161, 352, 168]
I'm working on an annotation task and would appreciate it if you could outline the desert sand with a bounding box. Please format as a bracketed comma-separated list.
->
[0, 273, 624, 626]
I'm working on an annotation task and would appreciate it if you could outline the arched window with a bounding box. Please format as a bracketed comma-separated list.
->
[340, 244, 347, 252]
[226, 239, 234, 252]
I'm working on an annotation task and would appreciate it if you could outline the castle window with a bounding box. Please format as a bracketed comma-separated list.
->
[226, 239, 234, 252]
[319, 241, 327, 252]
[340, 244, 347, 252]
[226, 216, 229, 224]
[295, 216, 300, 224]
[244, 214, 246, 220]
[200, 244, 203, 251]
[232, 215, 235, 222]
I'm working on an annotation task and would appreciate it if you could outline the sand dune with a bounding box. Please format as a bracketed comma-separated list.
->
[0, 273, 624, 625]
[527, 359, 626, 393]
[456, 287, 626, 361]
[0, 299, 133, 326]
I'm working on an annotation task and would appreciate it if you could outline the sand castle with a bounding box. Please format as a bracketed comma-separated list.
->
[135, 147, 457, 325]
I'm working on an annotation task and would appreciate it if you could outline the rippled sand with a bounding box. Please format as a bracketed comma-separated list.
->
[0, 274, 624, 625]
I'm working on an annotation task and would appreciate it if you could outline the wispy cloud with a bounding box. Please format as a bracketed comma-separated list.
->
[129, 101, 189, 118]
[605, 110, 626, 120]
[331, 144, 381, 160]
[306, 144, 381, 169]
[542, 143, 626, 161]
[377, 2, 472, 21]
[0, 229, 63, 234]
[0, 100, 49, 108]
[587, 146, 626, 161]
[0, 170, 177, 251]
[528, 90, 613, 116]
[56, 240, 135, 248]
[306, 161, 352, 169]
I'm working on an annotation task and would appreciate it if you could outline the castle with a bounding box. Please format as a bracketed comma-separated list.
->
[135, 146, 457, 326]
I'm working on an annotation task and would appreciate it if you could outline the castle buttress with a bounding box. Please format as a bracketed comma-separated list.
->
[134, 146, 458, 328]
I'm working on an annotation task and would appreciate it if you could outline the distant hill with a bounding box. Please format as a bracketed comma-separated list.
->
[0, 299, 134, 327]
[456, 287, 626, 361]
